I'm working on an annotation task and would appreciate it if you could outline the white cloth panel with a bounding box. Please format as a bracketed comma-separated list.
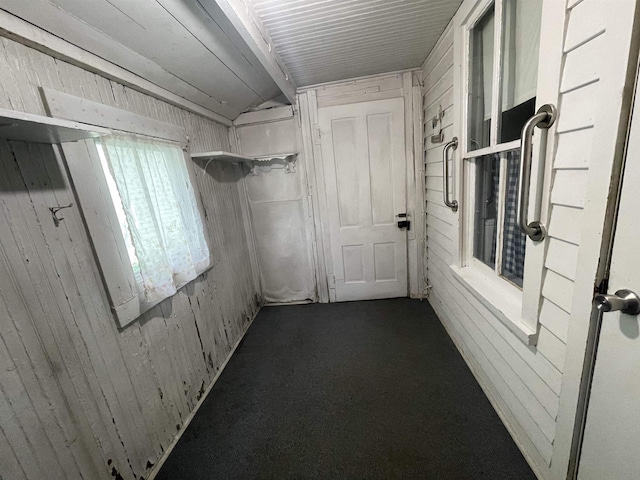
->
[98, 134, 209, 304]
[501, 0, 543, 109]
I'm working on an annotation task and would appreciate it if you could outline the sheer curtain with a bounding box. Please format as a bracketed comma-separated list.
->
[97, 134, 210, 304]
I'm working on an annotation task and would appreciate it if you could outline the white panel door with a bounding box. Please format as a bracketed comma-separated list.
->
[319, 98, 407, 301]
[578, 70, 640, 478]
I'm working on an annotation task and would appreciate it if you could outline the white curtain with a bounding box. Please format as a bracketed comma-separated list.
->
[501, 0, 543, 110]
[97, 134, 210, 304]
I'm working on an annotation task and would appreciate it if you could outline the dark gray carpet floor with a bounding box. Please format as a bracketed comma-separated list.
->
[156, 298, 535, 480]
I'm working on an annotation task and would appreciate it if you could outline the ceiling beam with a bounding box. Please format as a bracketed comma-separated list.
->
[201, 0, 297, 104]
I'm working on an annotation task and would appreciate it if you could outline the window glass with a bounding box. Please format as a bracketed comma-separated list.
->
[96, 135, 210, 305]
[500, 149, 526, 286]
[468, 6, 495, 152]
[499, 0, 543, 142]
[465, 0, 544, 290]
[473, 154, 500, 269]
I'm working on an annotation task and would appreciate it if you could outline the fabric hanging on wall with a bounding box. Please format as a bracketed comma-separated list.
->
[97, 134, 210, 304]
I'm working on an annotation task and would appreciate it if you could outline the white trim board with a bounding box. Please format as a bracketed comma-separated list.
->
[298, 91, 330, 303]
[0, 106, 110, 143]
[147, 306, 261, 480]
[0, 9, 233, 126]
[43, 88, 187, 144]
[297, 68, 422, 93]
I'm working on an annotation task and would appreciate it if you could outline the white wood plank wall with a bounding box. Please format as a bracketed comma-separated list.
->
[421, 1, 609, 477]
[0, 37, 259, 480]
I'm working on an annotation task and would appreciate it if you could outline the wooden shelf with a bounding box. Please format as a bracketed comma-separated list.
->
[191, 151, 298, 162]
[191, 151, 299, 176]
[0, 107, 111, 144]
[191, 151, 254, 163]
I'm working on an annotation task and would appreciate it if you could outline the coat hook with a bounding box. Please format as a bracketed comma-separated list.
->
[430, 105, 445, 144]
[49, 203, 73, 227]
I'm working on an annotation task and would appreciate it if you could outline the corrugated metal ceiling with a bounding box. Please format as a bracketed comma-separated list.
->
[250, 0, 463, 87]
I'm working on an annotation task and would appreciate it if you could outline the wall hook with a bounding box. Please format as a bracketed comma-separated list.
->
[49, 203, 73, 227]
[430, 105, 445, 144]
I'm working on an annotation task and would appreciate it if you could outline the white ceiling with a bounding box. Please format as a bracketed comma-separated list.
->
[0, 0, 283, 119]
[250, 0, 463, 86]
[1, 0, 462, 119]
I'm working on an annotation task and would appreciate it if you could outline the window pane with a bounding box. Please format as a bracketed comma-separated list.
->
[468, 6, 495, 152]
[96, 142, 143, 286]
[473, 154, 500, 269]
[499, 0, 543, 142]
[97, 135, 210, 304]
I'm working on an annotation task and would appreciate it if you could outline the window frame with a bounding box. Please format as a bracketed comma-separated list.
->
[450, 0, 562, 343]
[43, 89, 211, 328]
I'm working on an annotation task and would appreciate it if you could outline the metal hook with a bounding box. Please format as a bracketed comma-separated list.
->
[49, 203, 73, 227]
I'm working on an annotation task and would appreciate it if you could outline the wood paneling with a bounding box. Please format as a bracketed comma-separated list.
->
[0, 37, 259, 480]
[421, 0, 610, 475]
[0, 0, 283, 119]
[250, 0, 463, 86]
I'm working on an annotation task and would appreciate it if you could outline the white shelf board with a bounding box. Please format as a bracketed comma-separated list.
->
[253, 152, 297, 162]
[0, 107, 111, 144]
[191, 151, 253, 163]
[191, 151, 298, 163]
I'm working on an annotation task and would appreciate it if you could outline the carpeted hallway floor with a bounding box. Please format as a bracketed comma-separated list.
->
[156, 298, 535, 479]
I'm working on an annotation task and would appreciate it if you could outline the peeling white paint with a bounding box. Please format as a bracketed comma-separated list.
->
[0, 37, 259, 480]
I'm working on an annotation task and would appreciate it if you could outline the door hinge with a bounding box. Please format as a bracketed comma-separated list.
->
[328, 274, 336, 288]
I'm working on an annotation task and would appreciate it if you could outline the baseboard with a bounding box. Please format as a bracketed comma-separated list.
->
[429, 299, 549, 480]
[147, 306, 261, 480]
[265, 299, 315, 306]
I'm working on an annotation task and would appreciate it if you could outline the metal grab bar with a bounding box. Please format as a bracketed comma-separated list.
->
[517, 104, 557, 242]
[442, 137, 459, 212]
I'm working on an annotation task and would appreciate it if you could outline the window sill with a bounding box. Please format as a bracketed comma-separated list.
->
[114, 263, 214, 328]
[449, 265, 538, 346]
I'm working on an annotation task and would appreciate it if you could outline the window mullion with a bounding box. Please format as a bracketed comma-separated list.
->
[495, 154, 508, 275]
[463, 160, 475, 268]
[490, 0, 504, 147]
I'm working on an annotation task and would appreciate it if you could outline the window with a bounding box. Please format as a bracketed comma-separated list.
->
[44, 89, 210, 328]
[464, 0, 542, 288]
[96, 134, 210, 307]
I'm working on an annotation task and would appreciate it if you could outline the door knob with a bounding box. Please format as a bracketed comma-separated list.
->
[593, 289, 640, 315]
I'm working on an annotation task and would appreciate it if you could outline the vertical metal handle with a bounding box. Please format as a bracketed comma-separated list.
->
[517, 104, 557, 242]
[443, 137, 459, 212]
